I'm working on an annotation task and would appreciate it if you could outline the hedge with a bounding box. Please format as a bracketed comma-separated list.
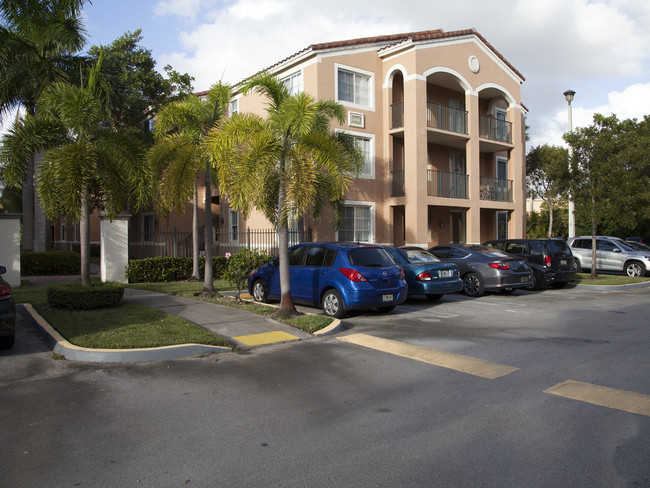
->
[47, 282, 125, 310]
[21, 251, 81, 276]
[126, 256, 229, 283]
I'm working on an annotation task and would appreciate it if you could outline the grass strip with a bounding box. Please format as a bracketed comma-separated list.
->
[574, 273, 650, 286]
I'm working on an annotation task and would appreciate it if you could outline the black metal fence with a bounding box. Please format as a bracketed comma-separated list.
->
[129, 227, 309, 259]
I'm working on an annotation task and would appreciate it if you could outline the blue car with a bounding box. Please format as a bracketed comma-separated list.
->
[248, 242, 408, 318]
[382, 246, 462, 300]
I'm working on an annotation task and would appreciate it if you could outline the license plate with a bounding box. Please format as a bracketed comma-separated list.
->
[382, 294, 393, 302]
[439, 269, 452, 278]
[560, 259, 567, 266]
[521, 276, 530, 282]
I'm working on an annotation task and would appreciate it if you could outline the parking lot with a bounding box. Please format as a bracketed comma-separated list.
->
[1, 284, 649, 487]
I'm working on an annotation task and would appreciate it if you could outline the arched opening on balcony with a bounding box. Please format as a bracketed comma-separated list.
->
[387, 68, 405, 130]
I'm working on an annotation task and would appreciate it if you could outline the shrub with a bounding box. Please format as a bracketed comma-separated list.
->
[222, 249, 272, 300]
[126, 256, 230, 283]
[21, 251, 80, 276]
[47, 282, 124, 310]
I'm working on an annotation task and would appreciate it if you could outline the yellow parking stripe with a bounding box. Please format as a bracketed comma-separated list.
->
[233, 331, 300, 346]
[544, 380, 650, 417]
[337, 333, 519, 379]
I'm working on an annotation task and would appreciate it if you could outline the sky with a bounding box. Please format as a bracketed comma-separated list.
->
[4, 0, 650, 150]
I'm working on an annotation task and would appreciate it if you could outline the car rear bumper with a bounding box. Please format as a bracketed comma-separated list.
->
[342, 284, 408, 310]
[409, 278, 463, 296]
[543, 269, 577, 284]
[485, 272, 532, 290]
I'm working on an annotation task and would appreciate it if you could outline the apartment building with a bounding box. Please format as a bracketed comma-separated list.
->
[232, 28, 527, 247]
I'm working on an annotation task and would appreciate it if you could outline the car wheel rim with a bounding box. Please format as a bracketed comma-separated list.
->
[627, 264, 642, 277]
[323, 294, 339, 316]
[464, 276, 478, 295]
[253, 282, 264, 301]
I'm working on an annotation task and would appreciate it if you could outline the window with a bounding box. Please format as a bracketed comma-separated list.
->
[288, 245, 308, 266]
[337, 130, 374, 179]
[230, 210, 238, 241]
[338, 203, 373, 243]
[142, 213, 154, 243]
[304, 246, 327, 267]
[281, 71, 303, 96]
[229, 99, 238, 116]
[337, 66, 372, 109]
[60, 224, 66, 241]
[597, 240, 617, 252]
[495, 108, 508, 142]
[497, 211, 508, 239]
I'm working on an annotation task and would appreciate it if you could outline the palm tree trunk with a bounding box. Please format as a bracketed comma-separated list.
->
[191, 180, 200, 280]
[80, 190, 90, 286]
[202, 160, 215, 294]
[277, 177, 297, 317]
[21, 156, 35, 251]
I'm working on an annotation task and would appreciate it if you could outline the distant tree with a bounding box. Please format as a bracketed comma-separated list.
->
[149, 82, 231, 294]
[526, 144, 569, 238]
[87, 30, 194, 134]
[0, 0, 88, 251]
[208, 72, 364, 318]
[0, 55, 151, 285]
[564, 114, 650, 277]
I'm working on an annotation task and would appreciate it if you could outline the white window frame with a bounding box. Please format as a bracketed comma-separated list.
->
[336, 129, 375, 179]
[336, 200, 375, 243]
[335, 63, 374, 111]
[280, 70, 303, 96]
[229, 98, 239, 116]
[229, 209, 238, 243]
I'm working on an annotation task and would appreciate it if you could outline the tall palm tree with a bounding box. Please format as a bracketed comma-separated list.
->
[0, 0, 88, 251]
[208, 72, 363, 317]
[149, 83, 232, 294]
[0, 55, 151, 285]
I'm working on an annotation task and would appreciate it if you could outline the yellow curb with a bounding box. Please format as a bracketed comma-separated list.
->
[233, 331, 300, 346]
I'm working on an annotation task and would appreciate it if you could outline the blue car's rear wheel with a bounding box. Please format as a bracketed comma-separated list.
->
[252, 279, 268, 303]
[322, 289, 346, 318]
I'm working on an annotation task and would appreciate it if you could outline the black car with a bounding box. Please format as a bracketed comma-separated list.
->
[483, 238, 577, 290]
[0, 265, 16, 349]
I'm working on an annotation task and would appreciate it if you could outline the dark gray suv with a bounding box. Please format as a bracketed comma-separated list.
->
[483, 238, 577, 290]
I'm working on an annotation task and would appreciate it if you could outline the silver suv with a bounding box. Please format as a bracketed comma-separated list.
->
[567, 236, 650, 277]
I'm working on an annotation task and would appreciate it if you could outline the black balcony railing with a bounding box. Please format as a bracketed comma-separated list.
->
[427, 170, 468, 199]
[391, 169, 405, 197]
[427, 102, 468, 134]
[479, 177, 513, 202]
[390, 102, 404, 129]
[479, 115, 512, 143]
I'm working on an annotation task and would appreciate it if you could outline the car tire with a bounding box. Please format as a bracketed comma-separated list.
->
[322, 289, 346, 318]
[463, 272, 484, 297]
[527, 271, 542, 291]
[376, 305, 396, 313]
[625, 261, 644, 277]
[550, 282, 568, 289]
[574, 258, 585, 273]
[251, 279, 269, 303]
[425, 294, 443, 301]
[0, 333, 15, 350]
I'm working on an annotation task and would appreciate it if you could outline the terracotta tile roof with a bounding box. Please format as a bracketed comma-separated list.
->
[233, 28, 524, 89]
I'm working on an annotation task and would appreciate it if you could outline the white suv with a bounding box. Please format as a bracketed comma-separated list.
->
[567, 236, 650, 277]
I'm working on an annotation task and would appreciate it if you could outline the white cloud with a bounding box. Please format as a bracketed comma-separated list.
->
[154, 0, 202, 20]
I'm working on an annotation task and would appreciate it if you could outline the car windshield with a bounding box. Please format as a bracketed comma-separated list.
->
[616, 241, 636, 252]
[348, 248, 394, 267]
[468, 245, 509, 258]
[399, 248, 440, 264]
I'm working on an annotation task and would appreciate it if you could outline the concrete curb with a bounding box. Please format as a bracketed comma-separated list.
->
[18, 304, 231, 363]
[572, 280, 650, 291]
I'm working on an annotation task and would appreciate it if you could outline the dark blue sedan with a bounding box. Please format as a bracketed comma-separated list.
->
[0, 265, 16, 349]
[383, 246, 462, 300]
[248, 242, 408, 318]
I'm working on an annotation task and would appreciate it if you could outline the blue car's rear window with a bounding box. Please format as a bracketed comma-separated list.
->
[348, 248, 394, 267]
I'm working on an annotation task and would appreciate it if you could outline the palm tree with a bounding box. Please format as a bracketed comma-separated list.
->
[208, 72, 363, 317]
[0, 55, 151, 285]
[149, 83, 232, 294]
[0, 0, 88, 251]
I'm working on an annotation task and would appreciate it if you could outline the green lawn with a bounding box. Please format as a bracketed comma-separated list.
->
[574, 273, 650, 286]
[14, 283, 231, 349]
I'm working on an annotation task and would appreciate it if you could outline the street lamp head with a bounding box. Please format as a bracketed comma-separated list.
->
[564, 90, 576, 104]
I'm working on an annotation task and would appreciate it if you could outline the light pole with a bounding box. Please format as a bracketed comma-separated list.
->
[564, 89, 576, 238]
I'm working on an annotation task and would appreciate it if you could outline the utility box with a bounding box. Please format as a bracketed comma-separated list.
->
[100, 215, 130, 284]
[0, 214, 21, 287]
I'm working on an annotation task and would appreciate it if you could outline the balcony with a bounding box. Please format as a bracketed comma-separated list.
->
[390, 102, 404, 129]
[427, 102, 468, 134]
[480, 177, 512, 202]
[391, 170, 405, 197]
[427, 170, 468, 199]
[479, 115, 512, 144]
